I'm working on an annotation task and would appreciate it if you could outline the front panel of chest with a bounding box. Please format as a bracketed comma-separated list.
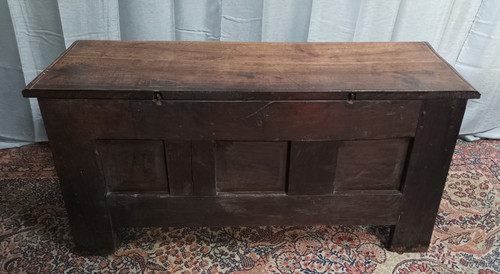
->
[46, 99, 422, 196]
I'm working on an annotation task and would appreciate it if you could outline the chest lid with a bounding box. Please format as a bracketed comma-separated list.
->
[23, 40, 479, 100]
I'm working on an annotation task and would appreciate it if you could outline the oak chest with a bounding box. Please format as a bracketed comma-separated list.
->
[23, 41, 479, 253]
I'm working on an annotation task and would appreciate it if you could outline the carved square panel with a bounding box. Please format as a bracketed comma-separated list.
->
[97, 140, 168, 192]
[334, 139, 409, 190]
[216, 141, 287, 193]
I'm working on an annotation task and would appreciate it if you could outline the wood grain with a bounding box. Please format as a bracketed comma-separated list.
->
[334, 139, 409, 191]
[43, 99, 422, 141]
[26, 41, 478, 253]
[96, 139, 168, 192]
[23, 41, 479, 100]
[389, 99, 468, 252]
[215, 141, 288, 193]
[165, 141, 193, 196]
[38, 99, 118, 253]
[288, 141, 338, 195]
[107, 191, 402, 227]
[192, 141, 216, 196]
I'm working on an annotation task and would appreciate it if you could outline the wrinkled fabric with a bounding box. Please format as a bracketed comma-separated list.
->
[456, 0, 500, 138]
[1, 0, 499, 148]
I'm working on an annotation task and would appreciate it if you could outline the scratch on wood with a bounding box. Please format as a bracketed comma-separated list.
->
[243, 101, 274, 119]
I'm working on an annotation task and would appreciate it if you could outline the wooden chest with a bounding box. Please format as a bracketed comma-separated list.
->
[23, 41, 479, 253]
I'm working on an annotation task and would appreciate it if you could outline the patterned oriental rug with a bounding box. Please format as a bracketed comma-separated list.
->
[1, 140, 499, 273]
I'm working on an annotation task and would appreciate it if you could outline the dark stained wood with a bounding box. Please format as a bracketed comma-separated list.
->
[215, 141, 288, 193]
[38, 99, 118, 253]
[165, 141, 193, 196]
[96, 140, 168, 192]
[288, 141, 338, 195]
[107, 191, 402, 227]
[133, 100, 422, 141]
[191, 141, 216, 196]
[24, 41, 479, 253]
[23, 41, 479, 100]
[46, 100, 422, 141]
[389, 99, 468, 252]
[334, 139, 410, 191]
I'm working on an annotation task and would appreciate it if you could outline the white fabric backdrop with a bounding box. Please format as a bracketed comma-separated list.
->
[1, 0, 499, 148]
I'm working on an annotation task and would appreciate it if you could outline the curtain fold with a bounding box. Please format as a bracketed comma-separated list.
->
[353, 0, 401, 42]
[5, 0, 66, 147]
[261, 0, 312, 42]
[435, 0, 482, 63]
[308, 0, 361, 42]
[174, 0, 221, 41]
[220, 0, 262, 42]
[456, 0, 500, 139]
[1, 0, 499, 148]
[58, 0, 121, 46]
[119, 0, 175, 41]
[0, 0, 32, 148]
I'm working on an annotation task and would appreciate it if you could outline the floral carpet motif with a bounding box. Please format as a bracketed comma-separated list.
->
[1, 140, 499, 273]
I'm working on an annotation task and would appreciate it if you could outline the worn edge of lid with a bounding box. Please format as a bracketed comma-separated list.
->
[423, 42, 480, 99]
[22, 89, 479, 101]
[22, 40, 81, 96]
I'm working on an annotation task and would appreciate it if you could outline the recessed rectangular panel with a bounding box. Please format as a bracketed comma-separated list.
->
[216, 141, 287, 193]
[288, 141, 339, 195]
[97, 140, 168, 192]
[334, 139, 409, 191]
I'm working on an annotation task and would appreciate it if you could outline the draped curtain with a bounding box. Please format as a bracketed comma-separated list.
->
[1, 0, 499, 148]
